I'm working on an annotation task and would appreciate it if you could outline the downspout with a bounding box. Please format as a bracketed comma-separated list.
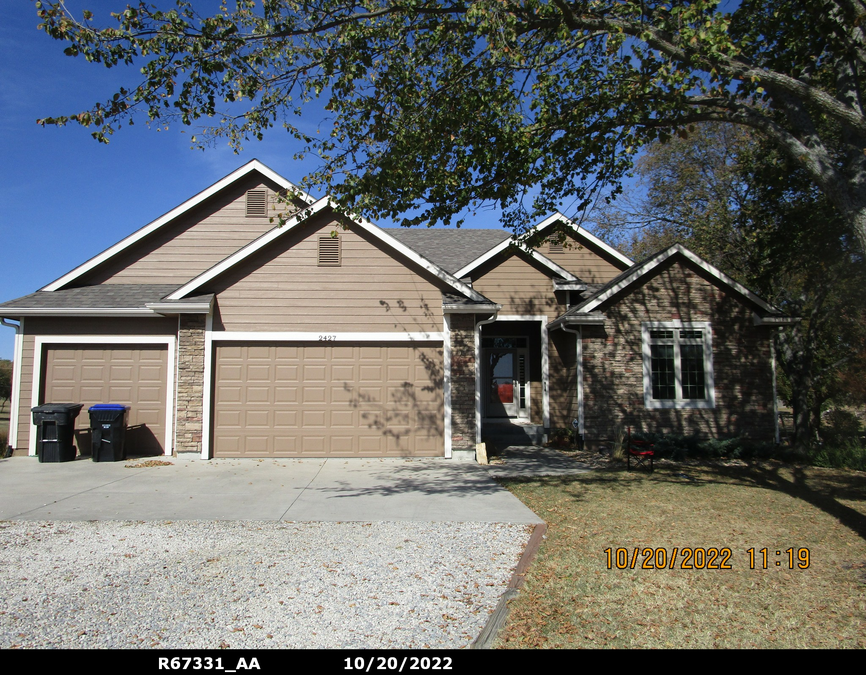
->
[475, 313, 499, 444]
[561, 324, 584, 450]
[1, 318, 21, 457]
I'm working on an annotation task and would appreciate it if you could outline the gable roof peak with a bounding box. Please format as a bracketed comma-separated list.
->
[452, 212, 633, 279]
[41, 160, 315, 292]
[564, 242, 781, 316]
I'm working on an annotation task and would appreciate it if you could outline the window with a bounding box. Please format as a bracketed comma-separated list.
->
[641, 322, 715, 409]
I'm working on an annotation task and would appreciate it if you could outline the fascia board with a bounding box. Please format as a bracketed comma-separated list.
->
[170, 197, 488, 304]
[548, 313, 606, 329]
[753, 313, 800, 326]
[442, 304, 501, 314]
[145, 302, 213, 314]
[553, 280, 588, 291]
[42, 159, 312, 292]
[579, 245, 779, 314]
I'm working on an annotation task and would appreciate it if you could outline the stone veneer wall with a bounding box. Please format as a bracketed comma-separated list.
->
[175, 314, 206, 454]
[581, 260, 775, 443]
[449, 313, 477, 450]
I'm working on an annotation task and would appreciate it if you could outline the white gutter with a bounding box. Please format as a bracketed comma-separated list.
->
[443, 304, 501, 314]
[753, 314, 800, 326]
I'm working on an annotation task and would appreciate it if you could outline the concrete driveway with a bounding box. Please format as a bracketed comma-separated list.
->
[0, 454, 546, 523]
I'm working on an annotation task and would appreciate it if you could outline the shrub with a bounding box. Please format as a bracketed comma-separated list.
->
[810, 441, 866, 472]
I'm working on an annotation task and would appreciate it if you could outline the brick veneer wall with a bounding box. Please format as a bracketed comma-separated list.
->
[449, 313, 477, 450]
[175, 314, 206, 454]
[582, 260, 775, 442]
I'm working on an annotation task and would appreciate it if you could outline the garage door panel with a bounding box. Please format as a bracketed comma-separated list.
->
[213, 343, 443, 457]
[245, 410, 271, 428]
[44, 345, 168, 456]
[216, 386, 242, 404]
[274, 386, 298, 403]
[136, 386, 162, 402]
[275, 365, 298, 380]
[109, 386, 133, 400]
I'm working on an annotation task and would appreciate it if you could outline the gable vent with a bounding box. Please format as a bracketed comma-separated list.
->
[246, 189, 268, 217]
[548, 238, 564, 254]
[318, 235, 341, 266]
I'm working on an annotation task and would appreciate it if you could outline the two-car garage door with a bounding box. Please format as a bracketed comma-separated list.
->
[212, 343, 444, 457]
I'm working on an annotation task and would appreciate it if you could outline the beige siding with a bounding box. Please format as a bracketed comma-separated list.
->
[213, 214, 445, 333]
[473, 252, 565, 321]
[535, 234, 629, 283]
[81, 176, 306, 286]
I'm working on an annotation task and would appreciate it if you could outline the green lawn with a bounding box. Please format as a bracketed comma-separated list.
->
[495, 460, 866, 649]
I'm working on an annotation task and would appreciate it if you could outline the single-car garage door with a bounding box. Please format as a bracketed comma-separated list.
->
[213, 343, 444, 457]
[43, 345, 169, 455]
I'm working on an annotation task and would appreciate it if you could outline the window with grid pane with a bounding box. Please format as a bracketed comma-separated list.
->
[642, 322, 715, 409]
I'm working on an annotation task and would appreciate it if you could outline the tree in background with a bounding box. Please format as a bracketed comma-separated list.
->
[34, 1, 866, 248]
[590, 124, 866, 451]
[0, 360, 12, 414]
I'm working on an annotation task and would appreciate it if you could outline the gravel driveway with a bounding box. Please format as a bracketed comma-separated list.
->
[0, 519, 531, 649]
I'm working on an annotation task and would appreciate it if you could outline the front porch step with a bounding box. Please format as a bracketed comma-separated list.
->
[482, 422, 545, 448]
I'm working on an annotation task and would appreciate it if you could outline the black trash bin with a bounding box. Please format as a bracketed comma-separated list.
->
[31, 403, 84, 463]
[88, 404, 130, 462]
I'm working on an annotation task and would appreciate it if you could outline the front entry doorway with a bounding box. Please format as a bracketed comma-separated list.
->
[482, 337, 530, 419]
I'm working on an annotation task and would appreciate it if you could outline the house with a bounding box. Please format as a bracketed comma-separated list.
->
[0, 160, 795, 460]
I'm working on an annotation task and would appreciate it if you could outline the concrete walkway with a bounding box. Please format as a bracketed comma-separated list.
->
[0, 452, 569, 523]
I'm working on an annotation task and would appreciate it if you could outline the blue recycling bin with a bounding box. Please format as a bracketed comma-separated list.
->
[88, 404, 130, 462]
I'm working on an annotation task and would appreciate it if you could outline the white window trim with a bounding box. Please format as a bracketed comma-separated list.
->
[641, 321, 715, 409]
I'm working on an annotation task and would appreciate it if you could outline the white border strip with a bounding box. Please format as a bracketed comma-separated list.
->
[211, 331, 445, 342]
[43, 160, 313, 292]
[29, 335, 176, 457]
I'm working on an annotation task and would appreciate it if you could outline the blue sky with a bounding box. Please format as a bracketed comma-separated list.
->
[0, 2, 509, 360]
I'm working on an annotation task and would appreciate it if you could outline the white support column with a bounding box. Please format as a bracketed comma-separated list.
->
[201, 312, 214, 459]
[443, 314, 452, 458]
